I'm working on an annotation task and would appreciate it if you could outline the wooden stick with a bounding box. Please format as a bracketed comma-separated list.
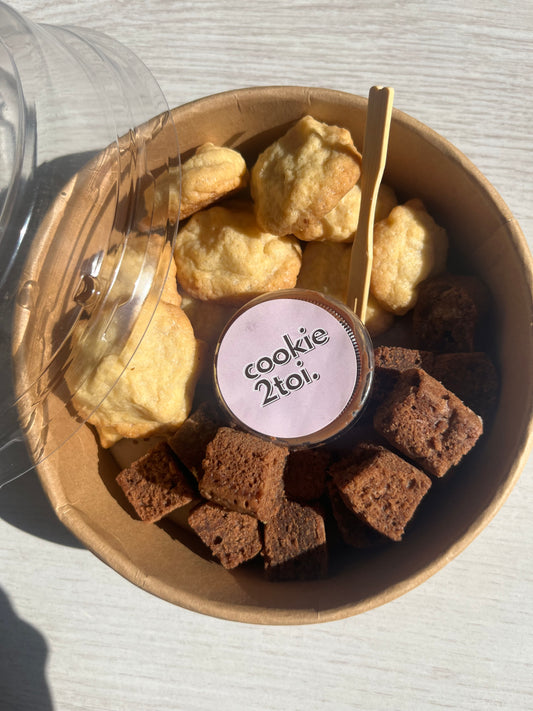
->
[347, 86, 394, 321]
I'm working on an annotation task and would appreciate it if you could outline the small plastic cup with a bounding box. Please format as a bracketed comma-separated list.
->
[214, 289, 374, 448]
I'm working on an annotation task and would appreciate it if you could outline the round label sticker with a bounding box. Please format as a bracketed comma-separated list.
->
[215, 298, 360, 439]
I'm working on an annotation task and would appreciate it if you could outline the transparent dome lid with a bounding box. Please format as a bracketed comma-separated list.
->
[0, 2, 180, 485]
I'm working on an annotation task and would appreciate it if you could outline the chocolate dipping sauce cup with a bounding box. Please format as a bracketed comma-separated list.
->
[214, 288, 374, 448]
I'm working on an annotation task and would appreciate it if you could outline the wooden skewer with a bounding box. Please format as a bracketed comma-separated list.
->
[347, 85, 394, 322]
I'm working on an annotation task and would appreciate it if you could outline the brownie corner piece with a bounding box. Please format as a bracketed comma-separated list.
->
[116, 441, 196, 522]
[263, 499, 328, 581]
[329, 443, 431, 542]
[199, 427, 288, 522]
[374, 368, 483, 477]
[188, 501, 262, 569]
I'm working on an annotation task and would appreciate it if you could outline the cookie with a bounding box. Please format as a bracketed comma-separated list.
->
[69, 245, 204, 448]
[251, 115, 361, 239]
[370, 199, 448, 315]
[174, 204, 302, 305]
[141, 143, 248, 228]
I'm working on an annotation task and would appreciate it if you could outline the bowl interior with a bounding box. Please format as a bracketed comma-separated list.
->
[34, 86, 533, 624]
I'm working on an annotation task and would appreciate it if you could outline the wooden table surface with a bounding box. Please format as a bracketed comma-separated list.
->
[2, 1, 533, 709]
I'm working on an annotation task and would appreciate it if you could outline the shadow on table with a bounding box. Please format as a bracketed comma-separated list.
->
[0, 470, 83, 548]
[0, 588, 54, 710]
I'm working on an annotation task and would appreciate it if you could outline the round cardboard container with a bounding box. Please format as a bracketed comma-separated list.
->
[34, 86, 533, 624]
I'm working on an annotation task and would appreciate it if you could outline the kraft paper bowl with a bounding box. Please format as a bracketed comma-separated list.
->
[33, 87, 533, 624]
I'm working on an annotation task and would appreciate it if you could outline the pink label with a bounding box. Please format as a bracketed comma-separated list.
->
[215, 298, 359, 439]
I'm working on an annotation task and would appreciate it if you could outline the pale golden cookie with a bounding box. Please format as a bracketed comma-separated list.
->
[91, 234, 181, 309]
[370, 199, 448, 315]
[141, 143, 248, 228]
[68, 246, 203, 448]
[251, 115, 361, 239]
[174, 204, 302, 305]
[309, 182, 397, 243]
[296, 241, 394, 337]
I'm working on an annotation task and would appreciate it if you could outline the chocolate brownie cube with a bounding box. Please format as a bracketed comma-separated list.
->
[263, 499, 328, 581]
[199, 427, 288, 522]
[188, 501, 262, 569]
[329, 443, 431, 542]
[431, 352, 499, 421]
[327, 480, 385, 548]
[412, 274, 489, 352]
[168, 401, 224, 479]
[116, 442, 196, 523]
[284, 448, 331, 502]
[371, 346, 436, 408]
[374, 368, 483, 477]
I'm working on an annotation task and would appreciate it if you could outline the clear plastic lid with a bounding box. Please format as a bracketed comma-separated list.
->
[0, 2, 180, 485]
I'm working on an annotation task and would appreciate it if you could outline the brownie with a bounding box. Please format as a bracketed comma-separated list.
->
[327, 480, 385, 548]
[116, 442, 196, 523]
[284, 448, 331, 502]
[199, 427, 288, 522]
[168, 401, 224, 479]
[374, 368, 483, 477]
[329, 443, 431, 542]
[370, 346, 436, 408]
[412, 274, 489, 352]
[431, 351, 499, 421]
[263, 499, 328, 581]
[188, 501, 262, 569]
